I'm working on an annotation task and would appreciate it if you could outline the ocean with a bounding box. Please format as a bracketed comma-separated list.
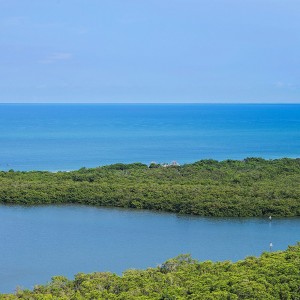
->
[0, 104, 299, 171]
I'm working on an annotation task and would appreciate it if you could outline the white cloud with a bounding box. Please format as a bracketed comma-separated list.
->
[275, 81, 284, 88]
[0, 16, 26, 28]
[39, 52, 72, 64]
[78, 28, 88, 35]
[274, 81, 297, 89]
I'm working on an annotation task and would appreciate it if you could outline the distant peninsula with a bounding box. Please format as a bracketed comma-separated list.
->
[0, 158, 299, 217]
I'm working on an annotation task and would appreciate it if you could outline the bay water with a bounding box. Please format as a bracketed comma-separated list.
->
[0, 205, 299, 293]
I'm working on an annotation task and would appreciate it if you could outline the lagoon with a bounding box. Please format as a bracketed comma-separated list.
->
[0, 205, 299, 293]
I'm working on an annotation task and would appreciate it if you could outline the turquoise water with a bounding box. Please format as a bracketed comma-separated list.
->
[0, 104, 299, 171]
[0, 205, 299, 293]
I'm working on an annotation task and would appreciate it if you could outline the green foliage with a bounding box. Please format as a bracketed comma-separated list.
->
[1, 244, 300, 299]
[0, 158, 300, 217]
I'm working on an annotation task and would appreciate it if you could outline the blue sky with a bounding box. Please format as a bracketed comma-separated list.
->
[0, 0, 300, 103]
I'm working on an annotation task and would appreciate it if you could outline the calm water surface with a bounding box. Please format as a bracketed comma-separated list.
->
[0, 205, 299, 293]
[0, 104, 299, 171]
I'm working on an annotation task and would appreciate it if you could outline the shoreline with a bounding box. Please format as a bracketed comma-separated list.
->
[2, 244, 300, 298]
[0, 157, 299, 218]
[1, 156, 299, 173]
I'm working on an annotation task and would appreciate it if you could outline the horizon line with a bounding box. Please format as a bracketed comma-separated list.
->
[1, 102, 300, 105]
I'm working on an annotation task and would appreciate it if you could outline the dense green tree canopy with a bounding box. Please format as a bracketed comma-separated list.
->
[0, 158, 299, 217]
[1, 244, 300, 299]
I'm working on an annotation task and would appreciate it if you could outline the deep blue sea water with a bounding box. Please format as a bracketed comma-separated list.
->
[0, 104, 299, 171]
